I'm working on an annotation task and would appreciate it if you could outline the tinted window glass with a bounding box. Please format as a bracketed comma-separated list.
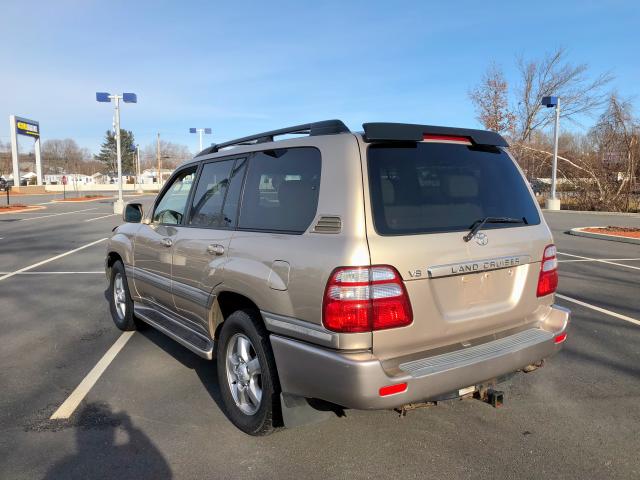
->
[239, 148, 321, 233]
[153, 168, 196, 225]
[367, 143, 540, 235]
[189, 160, 234, 228]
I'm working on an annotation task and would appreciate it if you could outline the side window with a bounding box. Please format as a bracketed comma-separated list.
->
[152, 167, 197, 225]
[239, 148, 321, 233]
[188, 160, 235, 228]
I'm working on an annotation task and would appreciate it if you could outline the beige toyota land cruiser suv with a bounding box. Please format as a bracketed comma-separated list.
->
[105, 120, 570, 435]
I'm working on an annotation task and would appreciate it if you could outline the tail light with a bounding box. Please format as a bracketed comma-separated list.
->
[322, 265, 413, 333]
[536, 244, 558, 297]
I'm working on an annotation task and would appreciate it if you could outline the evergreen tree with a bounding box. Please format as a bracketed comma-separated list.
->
[94, 129, 136, 175]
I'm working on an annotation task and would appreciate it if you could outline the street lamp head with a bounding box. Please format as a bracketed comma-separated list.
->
[96, 92, 111, 103]
[541, 96, 558, 108]
[204, 128, 212, 134]
[189, 128, 197, 133]
[122, 93, 137, 103]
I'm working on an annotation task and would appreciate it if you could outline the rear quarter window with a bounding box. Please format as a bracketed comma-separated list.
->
[238, 147, 321, 233]
[367, 142, 540, 235]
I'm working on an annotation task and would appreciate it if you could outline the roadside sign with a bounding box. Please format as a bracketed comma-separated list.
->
[9, 115, 43, 188]
[62, 175, 67, 185]
[15, 117, 40, 138]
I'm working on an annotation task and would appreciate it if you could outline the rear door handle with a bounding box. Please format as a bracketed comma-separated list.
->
[161, 238, 173, 248]
[207, 244, 225, 256]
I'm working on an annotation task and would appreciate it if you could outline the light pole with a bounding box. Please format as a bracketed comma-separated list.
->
[190, 127, 212, 152]
[96, 91, 137, 214]
[541, 96, 561, 210]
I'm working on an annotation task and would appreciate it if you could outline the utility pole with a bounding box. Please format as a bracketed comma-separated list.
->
[156, 132, 161, 188]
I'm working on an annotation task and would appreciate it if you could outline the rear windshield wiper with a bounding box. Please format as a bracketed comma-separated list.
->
[463, 216, 527, 242]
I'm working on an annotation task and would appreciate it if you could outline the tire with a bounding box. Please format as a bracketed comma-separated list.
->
[217, 309, 281, 435]
[108, 261, 141, 331]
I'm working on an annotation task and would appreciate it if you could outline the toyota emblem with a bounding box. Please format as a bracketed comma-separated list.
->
[474, 232, 488, 246]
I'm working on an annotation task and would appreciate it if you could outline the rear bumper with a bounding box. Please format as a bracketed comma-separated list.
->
[270, 304, 569, 410]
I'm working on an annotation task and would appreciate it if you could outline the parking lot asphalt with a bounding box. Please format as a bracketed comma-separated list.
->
[1, 198, 639, 480]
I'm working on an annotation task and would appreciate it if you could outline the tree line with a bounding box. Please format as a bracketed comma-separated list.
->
[0, 132, 193, 178]
[469, 47, 639, 212]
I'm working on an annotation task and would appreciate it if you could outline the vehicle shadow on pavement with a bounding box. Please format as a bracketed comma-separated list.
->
[100, 289, 225, 413]
[139, 327, 226, 412]
[44, 402, 172, 480]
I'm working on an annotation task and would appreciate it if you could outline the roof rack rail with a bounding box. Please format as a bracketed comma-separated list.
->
[362, 122, 508, 147]
[196, 119, 350, 156]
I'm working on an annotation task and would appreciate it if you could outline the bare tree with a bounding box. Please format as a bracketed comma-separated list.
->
[0, 141, 12, 177]
[42, 139, 92, 174]
[141, 140, 192, 171]
[516, 94, 638, 211]
[514, 48, 612, 142]
[468, 64, 515, 134]
[587, 94, 639, 210]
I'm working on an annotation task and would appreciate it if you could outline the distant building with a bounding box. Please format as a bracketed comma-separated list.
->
[44, 173, 94, 185]
[140, 168, 174, 184]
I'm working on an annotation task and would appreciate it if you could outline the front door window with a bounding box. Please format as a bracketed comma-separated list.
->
[153, 168, 197, 225]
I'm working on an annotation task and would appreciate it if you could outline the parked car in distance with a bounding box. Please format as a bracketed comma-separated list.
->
[105, 120, 570, 435]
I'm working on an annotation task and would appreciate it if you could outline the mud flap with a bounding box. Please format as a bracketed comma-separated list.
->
[280, 393, 340, 428]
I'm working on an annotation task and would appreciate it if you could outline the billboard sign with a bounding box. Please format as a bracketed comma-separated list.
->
[15, 117, 40, 138]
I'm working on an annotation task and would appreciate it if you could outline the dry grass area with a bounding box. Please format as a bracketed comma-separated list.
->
[55, 195, 110, 202]
[0, 204, 44, 214]
[583, 226, 640, 239]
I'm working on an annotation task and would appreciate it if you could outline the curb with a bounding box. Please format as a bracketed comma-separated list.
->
[569, 227, 640, 245]
[543, 209, 640, 217]
[52, 197, 112, 203]
[0, 205, 46, 215]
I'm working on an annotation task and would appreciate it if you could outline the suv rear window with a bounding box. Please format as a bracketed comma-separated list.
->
[367, 142, 540, 235]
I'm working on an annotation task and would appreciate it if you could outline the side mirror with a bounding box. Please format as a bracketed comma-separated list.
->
[123, 203, 143, 223]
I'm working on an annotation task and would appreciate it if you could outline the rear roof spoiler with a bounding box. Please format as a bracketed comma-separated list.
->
[362, 122, 509, 147]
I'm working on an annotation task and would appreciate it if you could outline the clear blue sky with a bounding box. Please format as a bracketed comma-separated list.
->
[1, 0, 638, 155]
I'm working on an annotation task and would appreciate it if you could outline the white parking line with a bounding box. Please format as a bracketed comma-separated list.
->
[557, 252, 640, 271]
[559, 258, 640, 263]
[84, 213, 118, 222]
[0, 238, 107, 282]
[20, 207, 99, 221]
[50, 331, 135, 420]
[0, 271, 103, 275]
[556, 294, 640, 327]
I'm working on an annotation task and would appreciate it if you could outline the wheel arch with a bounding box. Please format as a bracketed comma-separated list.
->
[211, 290, 263, 340]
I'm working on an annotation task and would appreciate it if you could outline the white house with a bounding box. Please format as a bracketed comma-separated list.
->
[140, 168, 174, 184]
[44, 173, 95, 186]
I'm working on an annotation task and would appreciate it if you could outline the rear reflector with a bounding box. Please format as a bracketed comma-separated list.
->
[379, 383, 407, 397]
[537, 244, 558, 297]
[423, 133, 472, 145]
[554, 332, 567, 344]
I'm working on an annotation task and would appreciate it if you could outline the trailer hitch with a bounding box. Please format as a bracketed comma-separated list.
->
[474, 385, 504, 408]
